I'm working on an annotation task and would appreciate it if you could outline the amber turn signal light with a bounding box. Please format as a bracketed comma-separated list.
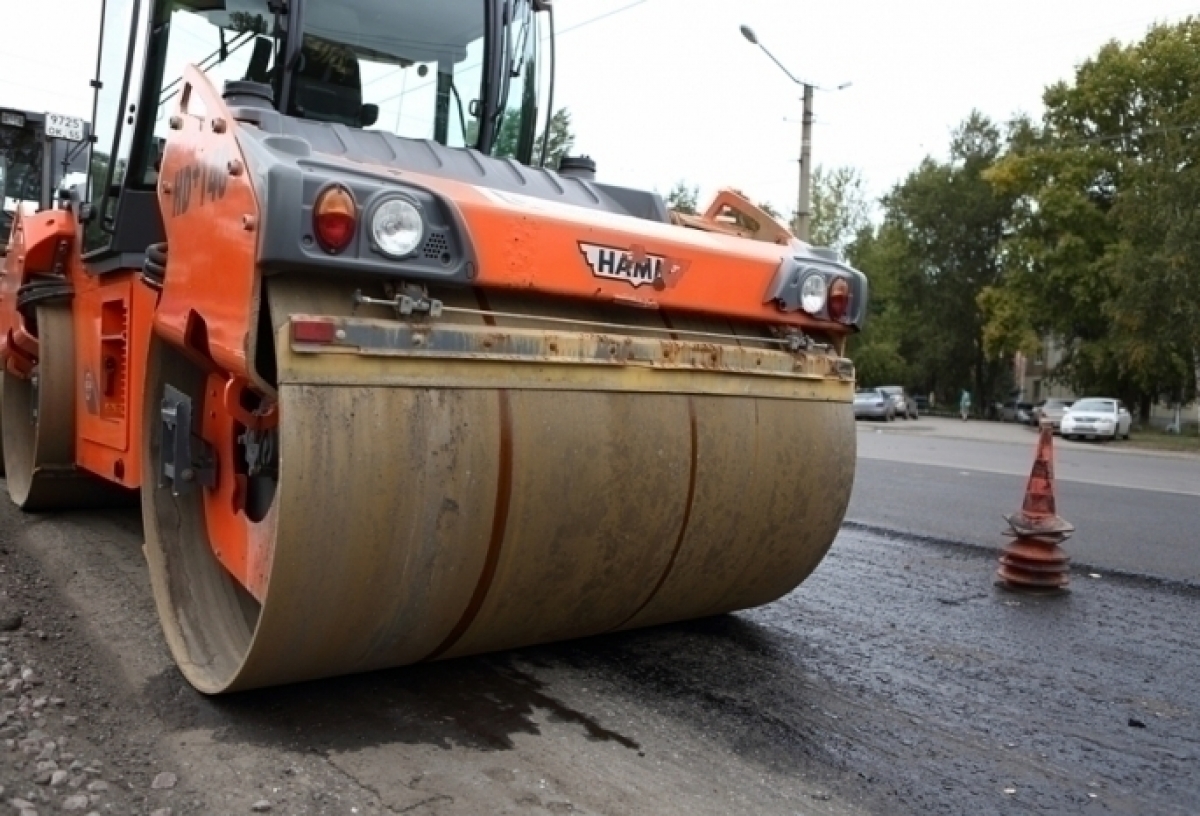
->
[313, 185, 357, 253]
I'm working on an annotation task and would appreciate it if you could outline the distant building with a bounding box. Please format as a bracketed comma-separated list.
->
[1014, 338, 1074, 404]
[1015, 337, 1197, 431]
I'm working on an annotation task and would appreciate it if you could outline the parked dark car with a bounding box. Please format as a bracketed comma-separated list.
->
[998, 400, 1036, 424]
[878, 386, 919, 420]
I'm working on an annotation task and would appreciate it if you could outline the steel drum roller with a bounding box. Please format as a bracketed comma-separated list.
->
[142, 277, 856, 693]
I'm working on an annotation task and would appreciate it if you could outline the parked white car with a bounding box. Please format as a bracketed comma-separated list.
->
[1060, 398, 1132, 441]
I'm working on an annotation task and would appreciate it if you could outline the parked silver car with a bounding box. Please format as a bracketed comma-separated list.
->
[1034, 397, 1074, 432]
[878, 386, 918, 419]
[1061, 397, 1132, 441]
[854, 388, 896, 421]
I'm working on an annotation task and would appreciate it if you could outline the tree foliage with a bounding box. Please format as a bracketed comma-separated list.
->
[845, 113, 1018, 408]
[807, 164, 871, 255]
[490, 106, 576, 169]
[748, 199, 776, 217]
[980, 17, 1200, 415]
[665, 181, 700, 215]
[848, 18, 1200, 418]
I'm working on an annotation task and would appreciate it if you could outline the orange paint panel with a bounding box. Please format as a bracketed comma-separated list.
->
[74, 277, 132, 452]
[72, 270, 157, 489]
[153, 67, 262, 385]
[397, 171, 850, 334]
[199, 371, 273, 602]
[0, 208, 76, 376]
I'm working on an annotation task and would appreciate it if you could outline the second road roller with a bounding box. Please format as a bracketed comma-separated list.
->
[0, 0, 869, 694]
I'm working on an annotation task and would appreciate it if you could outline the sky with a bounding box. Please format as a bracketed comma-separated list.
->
[1, 0, 1195, 217]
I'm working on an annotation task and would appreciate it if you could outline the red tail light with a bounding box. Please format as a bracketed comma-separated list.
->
[292, 319, 337, 344]
[313, 185, 357, 253]
[828, 277, 851, 321]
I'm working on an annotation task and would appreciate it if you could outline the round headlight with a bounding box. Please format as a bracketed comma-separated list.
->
[371, 199, 424, 258]
[800, 273, 827, 314]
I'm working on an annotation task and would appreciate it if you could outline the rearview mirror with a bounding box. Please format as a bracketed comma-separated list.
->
[360, 104, 379, 127]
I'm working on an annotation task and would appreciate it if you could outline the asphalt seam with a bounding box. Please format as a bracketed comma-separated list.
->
[855, 454, 1200, 498]
[840, 519, 1200, 594]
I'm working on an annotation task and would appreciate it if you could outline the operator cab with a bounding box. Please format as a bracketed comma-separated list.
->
[81, 0, 550, 262]
[1, 108, 89, 254]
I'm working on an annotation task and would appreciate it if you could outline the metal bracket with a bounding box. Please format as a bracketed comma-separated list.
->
[771, 326, 832, 355]
[160, 385, 216, 496]
[772, 327, 812, 353]
[239, 426, 277, 479]
[353, 286, 443, 319]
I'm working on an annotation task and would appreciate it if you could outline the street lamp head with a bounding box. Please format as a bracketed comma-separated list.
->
[739, 25, 758, 45]
[835, 81, 853, 91]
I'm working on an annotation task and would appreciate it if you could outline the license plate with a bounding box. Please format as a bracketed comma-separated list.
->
[45, 112, 85, 142]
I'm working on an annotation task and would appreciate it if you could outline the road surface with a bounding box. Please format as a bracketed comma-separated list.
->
[1, 486, 1197, 815]
[849, 418, 1200, 584]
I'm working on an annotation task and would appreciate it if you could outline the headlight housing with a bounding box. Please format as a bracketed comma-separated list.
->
[371, 198, 425, 258]
[800, 273, 827, 314]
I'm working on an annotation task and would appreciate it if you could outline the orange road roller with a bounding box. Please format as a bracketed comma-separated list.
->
[0, 0, 868, 694]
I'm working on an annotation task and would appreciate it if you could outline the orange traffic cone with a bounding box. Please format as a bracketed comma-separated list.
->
[997, 425, 1073, 592]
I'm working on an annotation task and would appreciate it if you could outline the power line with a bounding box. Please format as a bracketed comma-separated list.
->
[371, 0, 652, 107]
[557, 0, 649, 37]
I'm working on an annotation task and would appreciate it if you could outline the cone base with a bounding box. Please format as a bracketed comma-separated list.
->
[996, 536, 1071, 591]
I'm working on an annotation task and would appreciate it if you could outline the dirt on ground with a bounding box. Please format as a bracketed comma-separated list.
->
[1, 498, 1197, 816]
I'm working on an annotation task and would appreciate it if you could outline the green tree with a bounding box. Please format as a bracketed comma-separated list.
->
[756, 200, 782, 219]
[981, 18, 1200, 416]
[665, 180, 700, 215]
[844, 223, 912, 388]
[491, 106, 576, 169]
[859, 113, 1018, 406]
[535, 108, 576, 169]
[806, 164, 871, 255]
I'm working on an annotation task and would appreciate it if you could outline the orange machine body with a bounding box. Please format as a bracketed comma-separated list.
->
[0, 207, 155, 491]
[151, 70, 859, 390]
[0, 65, 863, 602]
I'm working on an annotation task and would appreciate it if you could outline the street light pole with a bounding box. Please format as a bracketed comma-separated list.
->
[739, 24, 849, 244]
[797, 82, 814, 242]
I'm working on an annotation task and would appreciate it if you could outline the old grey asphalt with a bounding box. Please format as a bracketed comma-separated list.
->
[849, 419, 1200, 584]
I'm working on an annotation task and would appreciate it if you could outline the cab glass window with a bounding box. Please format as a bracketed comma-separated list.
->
[294, 0, 487, 147]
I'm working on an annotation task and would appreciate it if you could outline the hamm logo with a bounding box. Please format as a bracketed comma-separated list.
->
[578, 242, 689, 290]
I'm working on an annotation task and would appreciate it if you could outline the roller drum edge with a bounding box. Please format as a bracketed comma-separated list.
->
[2, 305, 130, 511]
[0, 375, 6, 478]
